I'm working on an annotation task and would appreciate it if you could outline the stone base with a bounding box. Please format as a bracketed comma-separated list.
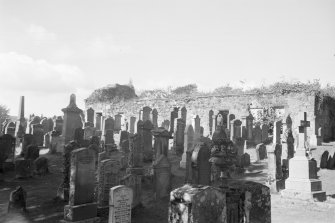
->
[281, 189, 326, 202]
[285, 178, 323, 192]
[64, 203, 97, 222]
[60, 217, 100, 223]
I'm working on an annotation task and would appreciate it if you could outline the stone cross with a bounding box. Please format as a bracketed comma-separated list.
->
[296, 112, 310, 156]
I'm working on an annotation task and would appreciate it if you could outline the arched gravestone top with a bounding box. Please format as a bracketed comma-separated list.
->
[62, 94, 82, 113]
[32, 116, 41, 124]
[152, 108, 158, 115]
[233, 119, 242, 126]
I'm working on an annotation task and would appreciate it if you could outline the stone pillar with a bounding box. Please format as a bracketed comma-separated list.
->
[61, 94, 83, 144]
[152, 109, 158, 130]
[175, 118, 185, 156]
[142, 106, 152, 122]
[15, 96, 26, 140]
[95, 112, 102, 131]
[130, 116, 136, 134]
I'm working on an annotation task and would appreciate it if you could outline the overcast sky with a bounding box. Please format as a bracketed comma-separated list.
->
[0, 0, 334, 117]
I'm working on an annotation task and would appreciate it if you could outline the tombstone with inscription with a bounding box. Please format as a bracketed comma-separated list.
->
[62, 147, 99, 223]
[109, 185, 133, 223]
[97, 159, 121, 216]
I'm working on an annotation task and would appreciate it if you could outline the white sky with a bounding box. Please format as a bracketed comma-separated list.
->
[0, 0, 334, 117]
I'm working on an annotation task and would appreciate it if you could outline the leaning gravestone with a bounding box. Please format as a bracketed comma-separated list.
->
[109, 185, 133, 223]
[62, 147, 99, 222]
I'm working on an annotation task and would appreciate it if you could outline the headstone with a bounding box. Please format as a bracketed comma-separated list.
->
[181, 107, 187, 122]
[320, 151, 329, 169]
[253, 124, 262, 145]
[191, 142, 211, 185]
[287, 129, 295, 159]
[74, 127, 84, 146]
[129, 117, 136, 134]
[47, 118, 54, 132]
[84, 126, 96, 140]
[21, 134, 35, 156]
[153, 154, 171, 199]
[142, 106, 152, 122]
[169, 109, 178, 135]
[152, 109, 158, 129]
[114, 114, 122, 131]
[241, 153, 250, 167]
[54, 116, 63, 134]
[40, 118, 49, 135]
[258, 143, 267, 160]
[261, 124, 269, 142]
[104, 117, 114, 134]
[44, 133, 50, 148]
[104, 129, 115, 146]
[169, 185, 226, 223]
[142, 120, 153, 162]
[180, 124, 194, 169]
[62, 147, 99, 222]
[5, 122, 16, 137]
[246, 114, 254, 141]
[24, 145, 39, 161]
[7, 186, 27, 213]
[119, 131, 129, 147]
[95, 112, 102, 130]
[97, 159, 121, 215]
[15, 158, 33, 179]
[193, 115, 201, 143]
[152, 128, 170, 160]
[34, 157, 49, 175]
[61, 94, 83, 144]
[32, 123, 44, 146]
[0, 134, 16, 169]
[86, 107, 95, 124]
[28, 116, 41, 134]
[175, 118, 185, 156]
[162, 120, 170, 131]
[209, 110, 214, 135]
[233, 119, 242, 140]
[273, 120, 282, 145]
[120, 174, 141, 208]
[50, 131, 63, 154]
[327, 154, 335, 170]
[109, 185, 133, 223]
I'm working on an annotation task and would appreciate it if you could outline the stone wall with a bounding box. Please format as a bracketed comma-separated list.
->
[86, 92, 335, 141]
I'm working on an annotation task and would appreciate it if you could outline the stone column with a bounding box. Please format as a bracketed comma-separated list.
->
[15, 96, 26, 140]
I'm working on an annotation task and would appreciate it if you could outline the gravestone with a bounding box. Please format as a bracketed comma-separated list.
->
[50, 131, 63, 154]
[84, 126, 96, 140]
[169, 109, 178, 135]
[153, 154, 171, 199]
[74, 127, 84, 146]
[114, 114, 122, 131]
[21, 134, 35, 156]
[246, 114, 254, 141]
[54, 116, 63, 134]
[193, 115, 201, 143]
[152, 128, 170, 160]
[129, 117, 136, 134]
[97, 159, 121, 216]
[104, 129, 115, 146]
[32, 124, 44, 146]
[142, 106, 152, 122]
[104, 117, 114, 134]
[180, 124, 194, 169]
[120, 174, 142, 208]
[253, 124, 262, 145]
[47, 118, 54, 132]
[86, 107, 95, 124]
[7, 186, 27, 214]
[24, 145, 39, 161]
[44, 133, 50, 148]
[282, 112, 326, 201]
[162, 120, 170, 131]
[5, 122, 16, 137]
[15, 158, 33, 179]
[28, 116, 41, 134]
[191, 142, 211, 185]
[62, 147, 99, 222]
[233, 119, 242, 140]
[261, 124, 269, 142]
[320, 151, 329, 169]
[34, 156, 49, 175]
[287, 129, 295, 159]
[61, 94, 83, 144]
[175, 118, 185, 156]
[327, 154, 335, 169]
[57, 141, 80, 201]
[241, 153, 250, 167]
[169, 185, 226, 223]
[209, 110, 214, 135]
[95, 112, 102, 130]
[40, 118, 49, 135]
[143, 120, 153, 162]
[152, 109, 158, 129]
[181, 107, 187, 122]
[119, 131, 129, 147]
[257, 143, 267, 160]
[0, 134, 16, 166]
[109, 185, 133, 223]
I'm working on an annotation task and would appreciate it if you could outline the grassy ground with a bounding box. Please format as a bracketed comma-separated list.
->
[1, 144, 335, 223]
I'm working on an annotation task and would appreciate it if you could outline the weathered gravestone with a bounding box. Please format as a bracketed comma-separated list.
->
[104, 129, 115, 146]
[129, 116, 136, 134]
[175, 118, 185, 156]
[54, 116, 63, 134]
[7, 186, 27, 214]
[62, 147, 99, 223]
[320, 151, 329, 169]
[109, 185, 133, 223]
[119, 131, 129, 147]
[44, 133, 50, 148]
[34, 156, 49, 175]
[24, 145, 39, 161]
[104, 117, 114, 133]
[152, 109, 158, 129]
[15, 158, 33, 179]
[169, 185, 226, 223]
[95, 112, 102, 130]
[142, 120, 153, 162]
[84, 126, 96, 140]
[180, 124, 194, 169]
[32, 123, 44, 146]
[86, 107, 95, 124]
[142, 106, 152, 122]
[97, 159, 121, 216]
[40, 118, 49, 135]
[153, 154, 171, 199]
[120, 174, 141, 209]
[261, 124, 269, 142]
[57, 141, 80, 201]
[209, 110, 214, 135]
[0, 134, 16, 170]
[5, 122, 16, 137]
[114, 114, 122, 131]
[327, 154, 335, 169]
[191, 142, 211, 185]
[253, 124, 262, 145]
[21, 134, 35, 156]
[50, 131, 63, 154]
[193, 115, 201, 143]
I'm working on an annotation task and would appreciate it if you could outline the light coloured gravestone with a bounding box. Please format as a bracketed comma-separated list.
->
[129, 116, 136, 134]
[109, 185, 133, 223]
[152, 109, 158, 129]
[209, 110, 214, 135]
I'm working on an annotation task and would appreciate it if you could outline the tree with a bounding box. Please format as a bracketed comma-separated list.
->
[0, 104, 10, 125]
